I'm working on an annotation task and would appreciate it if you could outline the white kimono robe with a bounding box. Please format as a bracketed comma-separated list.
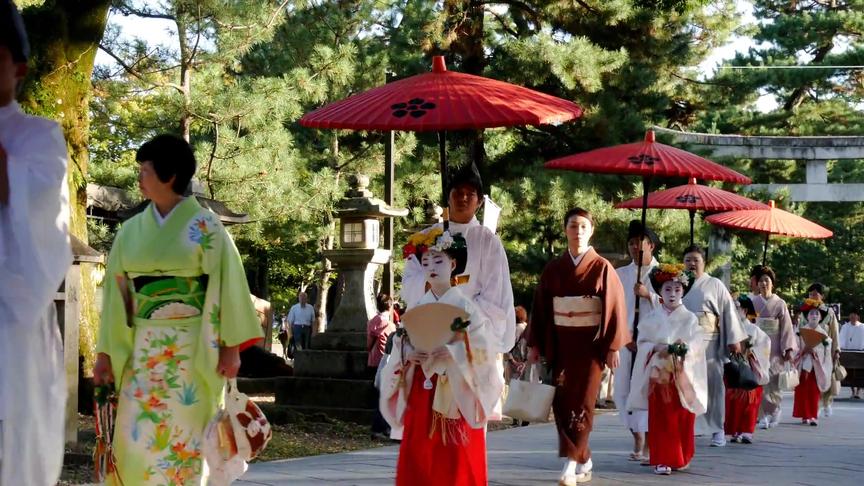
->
[613, 258, 659, 432]
[626, 305, 708, 416]
[379, 287, 504, 433]
[0, 102, 72, 486]
[839, 322, 864, 350]
[682, 273, 747, 435]
[401, 217, 516, 353]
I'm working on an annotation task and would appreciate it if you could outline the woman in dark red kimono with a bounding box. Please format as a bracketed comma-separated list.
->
[527, 208, 629, 486]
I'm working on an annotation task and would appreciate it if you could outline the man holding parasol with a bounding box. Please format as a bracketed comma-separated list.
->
[401, 164, 517, 358]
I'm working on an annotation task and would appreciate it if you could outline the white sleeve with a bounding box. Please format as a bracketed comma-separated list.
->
[0, 122, 72, 328]
[400, 254, 426, 309]
[474, 233, 516, 353]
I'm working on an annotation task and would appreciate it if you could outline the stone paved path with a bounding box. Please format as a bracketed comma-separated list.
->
[238, 392, 864, 485]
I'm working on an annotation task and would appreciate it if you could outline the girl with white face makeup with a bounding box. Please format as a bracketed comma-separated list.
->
[380, 231, 503, 486]
[626, 264, 708, 477]
[792, 301, 834, 426]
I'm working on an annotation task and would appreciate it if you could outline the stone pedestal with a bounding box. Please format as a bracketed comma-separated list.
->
[275, 248, 392, 422]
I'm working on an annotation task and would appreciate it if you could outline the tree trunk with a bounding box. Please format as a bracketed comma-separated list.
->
[175, 12, 192, 141]
[314, 133, 341, 335]
[19, 0, 112, 373]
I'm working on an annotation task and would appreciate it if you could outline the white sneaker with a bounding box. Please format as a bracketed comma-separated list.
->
[575, 458, 593, 474]
[654, 465, 672, 475]
[824, 405, 833, 417]
[769, 409, 782, 428]
[710, 432, 726, 447]
[758, 417, 770, 430]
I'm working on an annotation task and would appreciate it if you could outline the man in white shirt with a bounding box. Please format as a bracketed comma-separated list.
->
[287, 291, 315, 350]
[613, 220, 660, 461]
[401, 162, 515, 354]
[0, 3, 73, 483]
[839, 311, 864, 399]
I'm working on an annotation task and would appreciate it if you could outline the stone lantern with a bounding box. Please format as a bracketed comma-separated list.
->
[293, 174, 408, 372]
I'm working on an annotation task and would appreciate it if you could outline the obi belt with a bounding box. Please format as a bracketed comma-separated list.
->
[128, 275, 209, 324]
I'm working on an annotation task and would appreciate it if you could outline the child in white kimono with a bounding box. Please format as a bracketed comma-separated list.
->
[627, 264, 708, 476]
[793, 301, 833, 426]
[380, 230, 503, 486]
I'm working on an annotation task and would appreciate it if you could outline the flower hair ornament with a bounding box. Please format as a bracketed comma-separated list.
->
[648, 263, 694, 295]
[799, 298, 829, 321]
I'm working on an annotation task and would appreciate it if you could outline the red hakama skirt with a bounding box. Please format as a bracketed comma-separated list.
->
[396, 368, 487, 486]
[648, 380, 695, 469]
[724, 383, 764, 435]
[793, 370, 820, 420]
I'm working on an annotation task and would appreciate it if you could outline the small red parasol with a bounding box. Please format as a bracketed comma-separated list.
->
[615, 178, 768, 244]
[705, 200, 833, 265]
[545, 131, 751, 184]
[545, 130, 751, 354]
[301, 56, 583, 202]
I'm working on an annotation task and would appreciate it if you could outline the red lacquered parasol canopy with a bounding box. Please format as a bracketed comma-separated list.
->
[300, 56, 583, 132]
[545, 130, 751, 185]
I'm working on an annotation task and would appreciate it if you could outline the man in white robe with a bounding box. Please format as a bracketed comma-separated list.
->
[839, 311, 864, 399]
[401, 163, 515, 355]
[0, 3, 72, 483]
[681, 245, 746, 447]
[613, 221, 659, 460]
[840, 312, 864, 350]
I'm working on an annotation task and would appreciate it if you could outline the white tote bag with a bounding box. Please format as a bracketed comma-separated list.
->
[778, 363, 800, 391]
[502, 366, 555, 423]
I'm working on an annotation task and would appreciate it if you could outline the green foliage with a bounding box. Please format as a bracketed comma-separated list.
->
[688, 0, 864, 315]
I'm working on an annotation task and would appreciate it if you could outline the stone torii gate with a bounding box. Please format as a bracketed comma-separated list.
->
[653, 126, 864, 202]
[651, 126, 864, 285]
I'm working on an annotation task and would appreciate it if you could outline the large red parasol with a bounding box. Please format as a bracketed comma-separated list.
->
[301, 56, 583, 201]
[706, 200, 833, 265]
[545, 130, 751, 351]
[300, 56, 582, 131]
[615, 178, 767, 244]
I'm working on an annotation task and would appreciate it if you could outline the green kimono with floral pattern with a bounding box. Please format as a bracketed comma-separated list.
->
[96, 197, 263, 485]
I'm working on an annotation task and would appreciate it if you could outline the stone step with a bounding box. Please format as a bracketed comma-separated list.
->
[274, 376, 377, 410]
[237, 377, 279, 395]
[292, 349, 373, 379]
[311, 331, 367, 351]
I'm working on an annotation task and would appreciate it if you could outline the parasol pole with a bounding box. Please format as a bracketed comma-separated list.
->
[762, 232, 770, 266]
[439, 130, 449, 231]
[689, 209, 696, 246]
[438, 130, 448, 205]
[630, 175, 650, 377]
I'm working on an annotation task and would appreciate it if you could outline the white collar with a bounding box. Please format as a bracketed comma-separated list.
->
[151, 198, 186, 227]
[568, 246, 592, 266]
[448, 216, 479, 233]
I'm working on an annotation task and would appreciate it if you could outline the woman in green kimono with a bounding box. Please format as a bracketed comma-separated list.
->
[93, 134, 263, 485]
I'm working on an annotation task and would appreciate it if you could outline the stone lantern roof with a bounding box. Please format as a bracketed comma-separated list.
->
[335, 174, 408, 219]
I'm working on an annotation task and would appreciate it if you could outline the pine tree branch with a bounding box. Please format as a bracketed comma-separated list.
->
[476, 0, 542, 26]
[114, 1, 176, 20]
[98, 43, 185, 94]
[784, 41, 834, 111]
[671, 71, 732, 86]
[489, 9, 519, 37]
